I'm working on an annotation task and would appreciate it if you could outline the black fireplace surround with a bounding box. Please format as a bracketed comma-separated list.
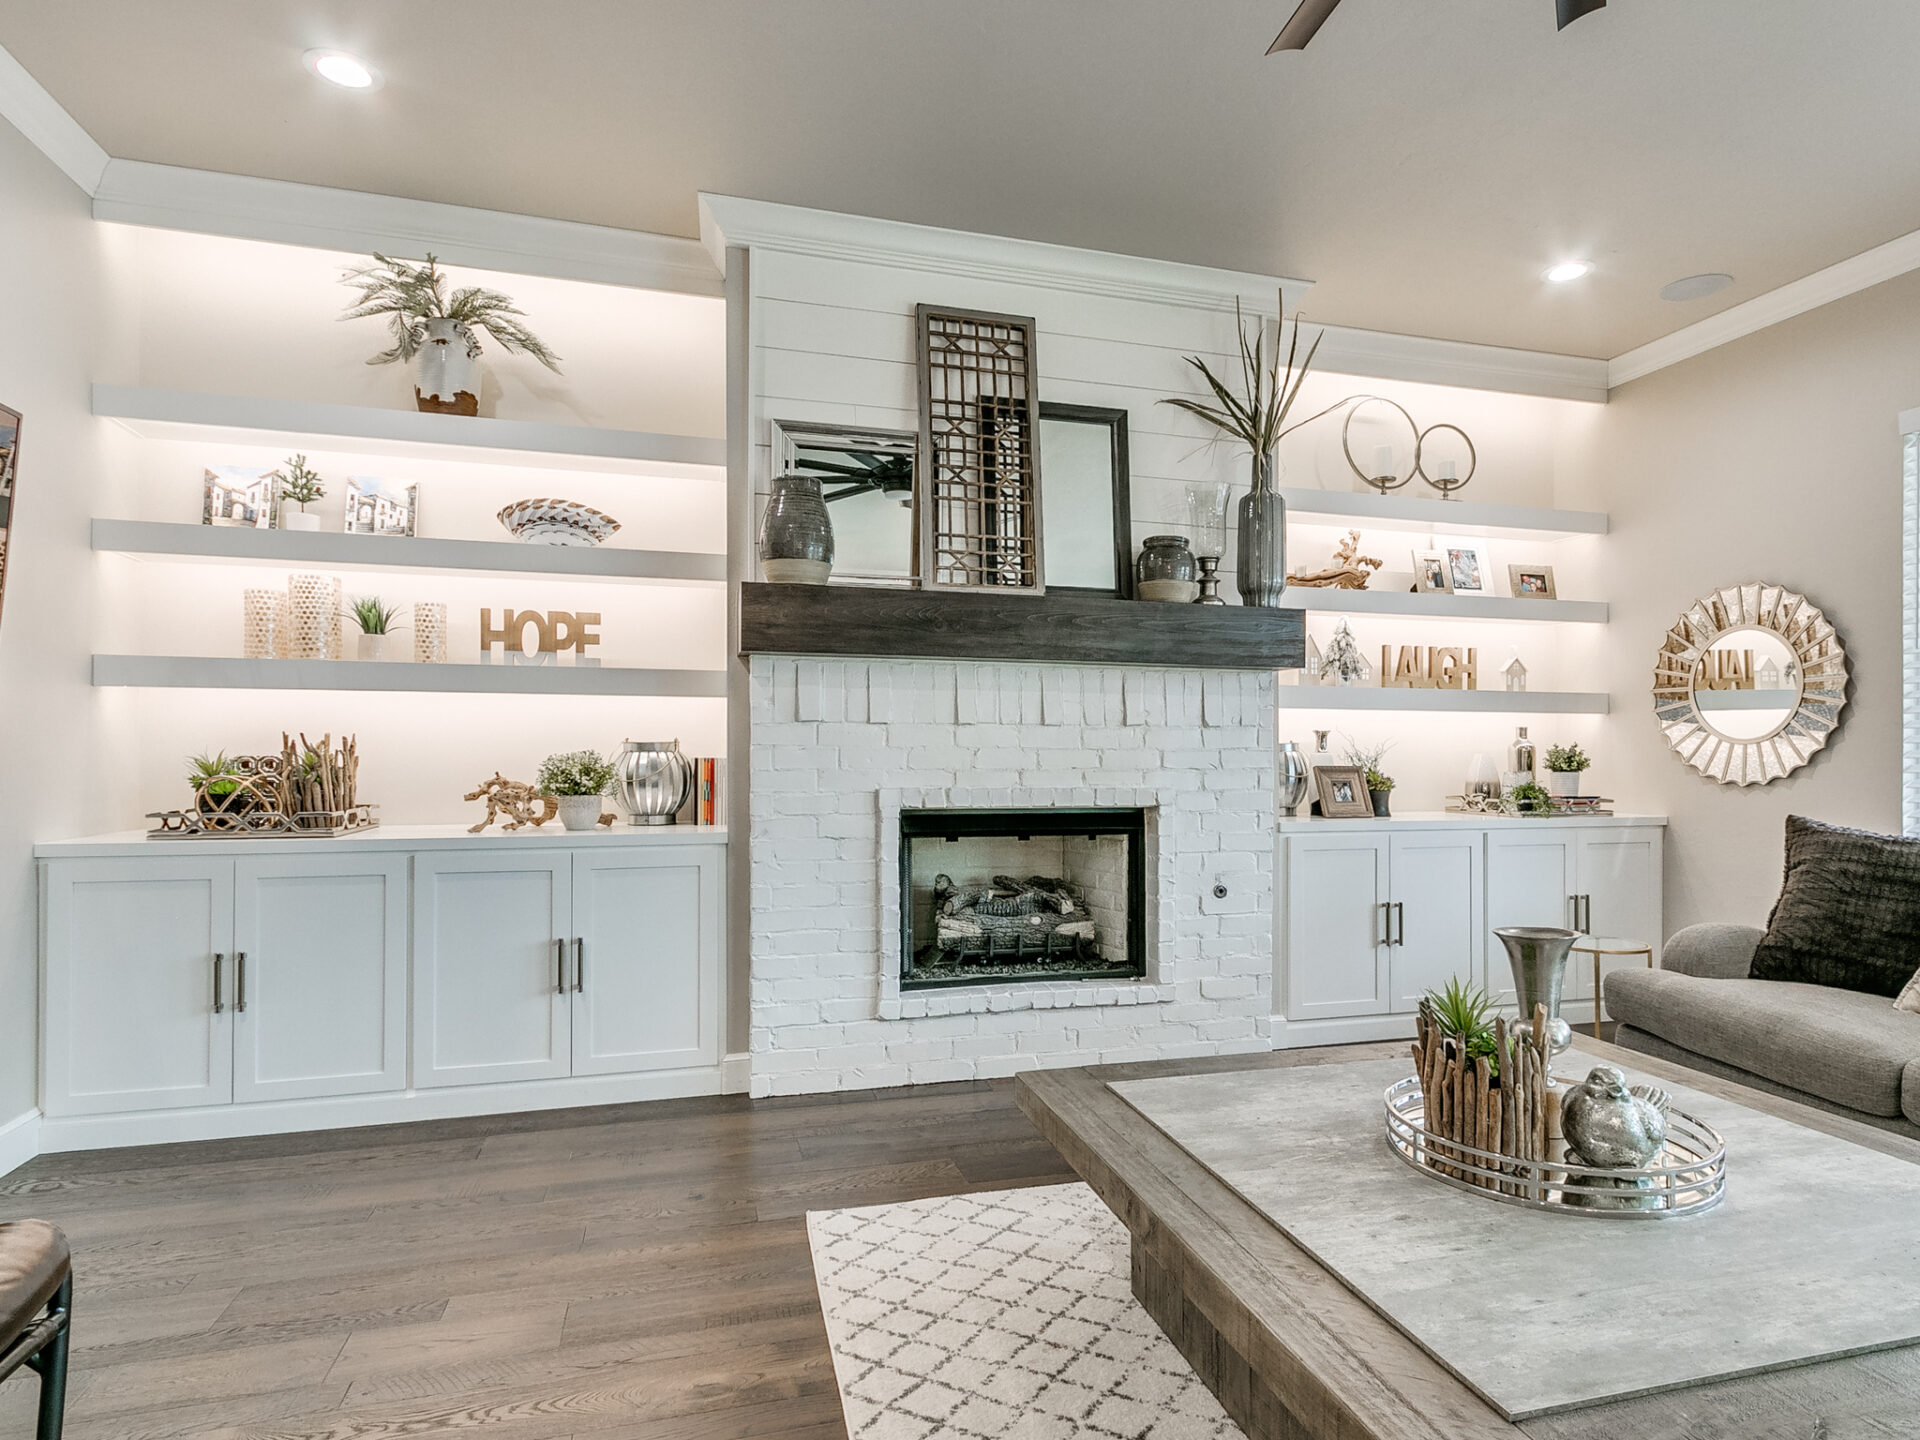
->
[899, 807, 1146, 991]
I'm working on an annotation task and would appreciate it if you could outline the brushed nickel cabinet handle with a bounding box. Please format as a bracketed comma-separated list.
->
[212, 954, 224, 1014]
[1379, 902, 1391, 947]
[1394, 902, 1406, 946]
[235, 952, 247, 1013]
[555, 938, 567, 995]
[573, 937, 585, 993]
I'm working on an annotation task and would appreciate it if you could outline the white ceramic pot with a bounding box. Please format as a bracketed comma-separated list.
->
[557, 793, 604, 831]
[415, 316, 479, 411]
[356, 632, 388, 662]
[281, 511, 321, 532]
[1546, 770, 1582, 798]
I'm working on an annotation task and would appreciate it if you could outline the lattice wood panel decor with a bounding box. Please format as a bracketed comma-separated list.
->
[914, 304, 1045, 593]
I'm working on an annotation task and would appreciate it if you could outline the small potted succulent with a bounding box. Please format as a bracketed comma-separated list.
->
[188, 751, 250, 818]
[339, 252, 561, 416]
[1506, 779, 1555, 816]
[270, 454, 325, 531]
[1344, 737, 1395, 818]
[345, 596, 405, 661]
[1421, 976, 1502, 1078]
[1543, 743, 1591, 799]
[537, 749, 616, 831]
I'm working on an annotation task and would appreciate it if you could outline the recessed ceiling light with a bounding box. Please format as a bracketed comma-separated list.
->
[304, 49, 381, 90]
[1660, 272, 1735, 303]
[1543, 260, 1593, 285]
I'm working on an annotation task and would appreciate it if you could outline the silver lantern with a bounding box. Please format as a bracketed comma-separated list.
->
[612, 739, 694, 826]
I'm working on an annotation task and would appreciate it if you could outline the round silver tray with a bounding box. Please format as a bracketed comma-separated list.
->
[1384, 1076, 1727, 1218]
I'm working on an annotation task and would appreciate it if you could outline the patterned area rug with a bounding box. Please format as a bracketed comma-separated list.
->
[807, 1182, 1243, 1439]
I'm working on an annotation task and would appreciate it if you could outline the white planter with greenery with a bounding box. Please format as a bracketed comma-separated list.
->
[1544, 743, 1591, 798]
[537, 750, 615, 832]
[271, 454, 325, 531]
[346, 596, 402, 664]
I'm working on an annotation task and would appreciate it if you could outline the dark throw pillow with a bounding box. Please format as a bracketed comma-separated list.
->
[1749, 816, 1920, 997]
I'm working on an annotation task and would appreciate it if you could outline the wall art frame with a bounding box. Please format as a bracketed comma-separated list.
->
[1037, 402, 1132, 599]
[1313, 764, 1375, 818]
[1508, 563, 1557, 599]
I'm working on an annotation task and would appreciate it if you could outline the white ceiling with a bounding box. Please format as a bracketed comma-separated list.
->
[6, 0, 1920, 359]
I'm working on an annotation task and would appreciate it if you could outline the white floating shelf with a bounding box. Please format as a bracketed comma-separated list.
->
[1289, 589, 1607, 623]
[1282, 488, 1607, 541]
[92, 385, 726, 476]
[93, 519, 726, 584]
[92, 655, 728, 698]
[1277, 687, 1610, 715]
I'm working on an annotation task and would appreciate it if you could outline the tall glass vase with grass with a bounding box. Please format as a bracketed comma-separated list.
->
[1161, 297, 1321, 607]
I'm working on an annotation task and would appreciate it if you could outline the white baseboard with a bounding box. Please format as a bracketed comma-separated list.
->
[721, 1051, 751, 1094]
[1275, 1000, 1603, 1050]
[37, 1064, 731, 1154]
[0, 1107, 42, 1178]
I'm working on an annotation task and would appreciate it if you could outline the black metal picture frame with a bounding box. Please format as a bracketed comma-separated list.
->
[1037, 402, 1134, 600]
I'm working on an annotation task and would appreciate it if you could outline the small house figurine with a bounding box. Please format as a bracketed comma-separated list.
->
[1302, 635, 1323, 685]
[1757, 657, 1782, 689]
[1504, 656, 1528, 693]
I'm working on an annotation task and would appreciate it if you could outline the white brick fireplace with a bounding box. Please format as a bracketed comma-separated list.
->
[746, 655, 1276, 1096]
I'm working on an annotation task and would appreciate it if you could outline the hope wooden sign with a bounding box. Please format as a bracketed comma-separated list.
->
[480, 608, 602, 656]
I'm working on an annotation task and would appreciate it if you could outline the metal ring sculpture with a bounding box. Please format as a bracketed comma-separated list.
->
[1341, 396, 1421, 493]
[1415, 422, 1478, 497]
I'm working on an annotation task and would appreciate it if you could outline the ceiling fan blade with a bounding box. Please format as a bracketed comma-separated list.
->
[1555, 0, 1606, 29]
[1267, 0, 1343, 53]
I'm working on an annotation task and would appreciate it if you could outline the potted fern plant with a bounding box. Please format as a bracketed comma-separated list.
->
[269, 454, 325, 531]
[1160, 294, 1321, 606]
[537, 750, 616, 831]
[339, 253, 561, 416]
[345, 595, 404, 662]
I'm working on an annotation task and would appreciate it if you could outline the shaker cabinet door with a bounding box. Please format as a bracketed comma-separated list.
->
[1387, 832, 1482, 1014]
[1282, 835, 1390, 1020]
[1484, 828, 1578, 1006]
[233, 854, 408, 1103]
[42, 858, 235, 1116]
[1575, 829, 1664, 1010]
[412, 851, 572, 1088]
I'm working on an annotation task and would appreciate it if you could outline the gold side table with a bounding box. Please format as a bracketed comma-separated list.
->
[1573, 936, 1654, 1038]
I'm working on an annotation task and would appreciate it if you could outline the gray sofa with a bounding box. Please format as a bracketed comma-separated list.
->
[1606, 924, 1920, 1140]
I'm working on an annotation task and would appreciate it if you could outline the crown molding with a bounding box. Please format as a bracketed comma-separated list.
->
[1610, 227, 1920, 389]
[0, 42, 108, 194]
[699, 193, 1314, 316]
[701, 193, 1608, 401]
[93, 160, 721, 295]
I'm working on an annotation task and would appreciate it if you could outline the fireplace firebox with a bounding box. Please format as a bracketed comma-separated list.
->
[899, 807, 1146, 990]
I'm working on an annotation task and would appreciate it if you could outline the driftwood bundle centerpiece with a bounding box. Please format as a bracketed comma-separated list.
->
[1409, 999, 1553, 1192]
[148, 733, 379, 838]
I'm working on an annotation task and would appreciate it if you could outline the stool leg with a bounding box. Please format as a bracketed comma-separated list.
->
[1592, 953, 1603, 1039]
[26, 1274, 70, 1440]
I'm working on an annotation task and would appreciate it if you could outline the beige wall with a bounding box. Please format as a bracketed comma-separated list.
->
[1583, 270, 1920, 935]
[0, 121, 120, 1129]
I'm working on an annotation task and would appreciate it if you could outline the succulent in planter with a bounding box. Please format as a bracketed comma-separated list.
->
[1422, 975, 1502, 1078]
[536, 749, 618, 832]
[344, 596, 405, 661]
[340, 252, 561, 416]
[187, 750, 249, 815]
[268, 454, 325, 530]
[1506, 780, 1555, 815]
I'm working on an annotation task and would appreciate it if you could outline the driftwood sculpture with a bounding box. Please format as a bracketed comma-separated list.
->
[465, 774, 558, 832]
[1411, 1001, 1553, 1194]
[1286, 529, 1383, 590]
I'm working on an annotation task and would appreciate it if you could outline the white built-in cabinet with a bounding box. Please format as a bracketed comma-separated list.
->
[1276, 815, 1663, 1045]
[39, 829, 726, 1148]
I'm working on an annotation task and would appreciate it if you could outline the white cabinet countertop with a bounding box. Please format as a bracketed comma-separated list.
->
[1277, 811, 1665, 834]
[36, 823, 728, 859]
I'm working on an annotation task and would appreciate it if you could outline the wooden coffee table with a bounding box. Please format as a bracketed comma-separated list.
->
[1016, 1037, 1920, 1440]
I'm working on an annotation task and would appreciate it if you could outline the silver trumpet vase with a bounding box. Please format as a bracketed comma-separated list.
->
[1494, 926, 1578, 1081]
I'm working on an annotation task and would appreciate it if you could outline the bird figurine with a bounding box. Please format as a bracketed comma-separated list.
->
[1560, 1065, 1670, 1168]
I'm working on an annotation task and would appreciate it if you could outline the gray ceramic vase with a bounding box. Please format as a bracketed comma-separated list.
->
[1238, 453, 1287, 607]
[759, 474, 834, 584]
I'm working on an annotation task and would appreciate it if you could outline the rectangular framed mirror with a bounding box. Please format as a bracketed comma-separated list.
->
[770, 419, 920, 586]
[1037, 403, 1132, 598]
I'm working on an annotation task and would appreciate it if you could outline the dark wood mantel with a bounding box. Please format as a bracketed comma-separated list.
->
[737, 582, 1304, 669]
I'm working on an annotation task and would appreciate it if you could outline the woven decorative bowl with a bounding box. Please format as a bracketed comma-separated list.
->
[497, 498, 622, 547]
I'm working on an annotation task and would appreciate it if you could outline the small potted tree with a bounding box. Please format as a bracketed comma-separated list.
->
[537, 750, 616, 831]
[1543, 743, 1591, 799]
[270, 454, 325, 531]
[339, 253, 561, 415]
[345, 596, 405, 661]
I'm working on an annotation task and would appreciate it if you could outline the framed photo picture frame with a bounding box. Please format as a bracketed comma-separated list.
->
[1437, 537, 1489, 595]
[1507, 563, 1557, 599]
[1313, 765, 1374, 819]
[1412, 549, 1453, 594]
[202, 467, 277, 529]
[343, 476, 418, 537]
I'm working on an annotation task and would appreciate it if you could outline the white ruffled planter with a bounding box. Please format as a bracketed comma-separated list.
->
[1546, 770, 1584, 798]
[556, 794, 605, 831]
[415, 316, 480, 415]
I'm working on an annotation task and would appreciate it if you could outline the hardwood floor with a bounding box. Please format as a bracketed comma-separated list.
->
[0, 1082, 1076, 1439]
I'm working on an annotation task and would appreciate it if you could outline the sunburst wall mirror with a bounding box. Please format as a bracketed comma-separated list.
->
[1652, 583, 1848, 786]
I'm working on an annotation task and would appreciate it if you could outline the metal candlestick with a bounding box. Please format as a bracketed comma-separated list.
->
[1195, 555, 1227, 605]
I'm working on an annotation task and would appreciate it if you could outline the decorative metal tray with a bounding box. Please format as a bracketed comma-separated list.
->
[146, 805, 380, 839]
[1384, 1076, 1726, 1218]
